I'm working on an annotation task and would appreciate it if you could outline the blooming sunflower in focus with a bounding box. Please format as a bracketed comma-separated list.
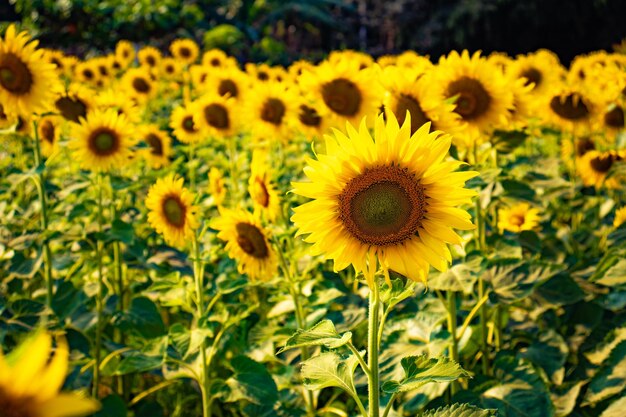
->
[139, 124, 171, 168]
[193, 94, 238, 138]
[292, 113, 477, 284]
[69, 109, 136, 172]
[54, 83, 95, 123]
[0, 331, 100, 417]
[211, 208, 278, 282]
[170, 105, 204, 144]
[577, 150, 625, 189]
[137, 46, 162, 69]
[244, 82, 298, 142]
[0, 24, 60, 117]
[170, 39, 199, 65]
[209, 167, 227, 207]
[299, 59, 382, 128]
[498, 203, 541, 233]
[614, 207, 626, 228]
[146, 174, 199, 247]
[434, 50, 513, 141]
[38, 115, 62, 157]
[248, 150, 281, 221]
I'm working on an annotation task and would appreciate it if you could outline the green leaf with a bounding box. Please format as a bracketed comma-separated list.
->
[421, 403, 497, 417]
[551, 381, 584, 417]
[94, 394, 126, 417]
[380, 278, 417, 308]
[301, 351, 359, 397]
[113, 297, 166, 338]
[382, 355, 469, 394]
[491, 130, 528, 154]
[225, 356, 278, 405]
[500, 179, 535, 202]
[600, 395, 626, 417]
[107, 219, 134, 244]
[428, 258, 482, 294]
[594, 258, 626, 287]
[278, 320, 352, 353]
[584, 340, 626, 405]
[518, 330, 568, 385]
[485, 260, 564, 304]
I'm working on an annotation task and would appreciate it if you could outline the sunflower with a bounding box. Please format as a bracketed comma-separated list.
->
[69, 109, 136, 172]
[507, 51, 564, 97]
[170, 39, 199, 65]
[146, 174, 199, 247]
[614, 207, 626, 228]
[92, 56, 114, 85]
[433, 50, 513, 140]
[55, 83, 95, 123]
[207, 67, 248, 102]
[506, 75, 536, 129]
[248, 149, 281, 221]
[115, 40, 135, 67]
[122, 67, 156, 102]
[246, 63, 273, 83]
[170, 104, 204, 144]
[211, 208, 278, 281]
[577, 150, 625, 189]
[0, 24, 60, 117]
[137, 46, 162, 69]
[380, 65, 462, 136]
[328, 50, 374, 70]
[396, 52, 434, 73]
[38, 115, 62, 157]
[291, 113, 477, 284]
[543, 86, 598, 134]
[487, 52, 513, 72]
[160, 57, 182, 80]
[209, 167, 227, 207]
[190, 64, 211, 91]
[95, 88, 141, 124]
[138, 124, 171, 168]
[202, 49, 237, 69]
[497, 203, 541, 233]
[596, 101, 625, 140]
[0, 103, 16, 129]
[193, 93, 238, 138]
[15, 114, 33, 136]
[299, 58, 382, 128]
[0, 331, 100, 417]
[43, 48, 69, 75]
[561, 136, 597, 170]
[291, 97, 329, 139]
[74, 60, 99, 85]
[288, 59, 315, 81]
[244, 82, 298, 142]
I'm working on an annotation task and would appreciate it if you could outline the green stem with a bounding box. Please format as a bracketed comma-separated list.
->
[447, 291, 459, 397]
[227, 137, 239, 200]
[31, 122, 53, 309]
[368, 283, 381, 417]
[192, 233, 211, 417]
[377, 307, 389, 351]
[381, 393, 398, 417]
[347, 342, 371, 377]
[93, 173, 105, 398]
[189, 142, 196, 190]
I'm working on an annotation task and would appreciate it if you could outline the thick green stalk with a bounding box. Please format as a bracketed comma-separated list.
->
[192, 234, 211, 417]
[93, 174, 105, 398]
[31, 123, 53, 309]
[368, 283, 381, 417]
[447, 291, 459, 396]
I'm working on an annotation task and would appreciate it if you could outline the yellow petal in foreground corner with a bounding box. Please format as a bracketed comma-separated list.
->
[0, 331, 100, 417]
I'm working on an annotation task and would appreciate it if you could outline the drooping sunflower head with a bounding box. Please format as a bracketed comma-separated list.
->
[115, 40, 135, 67]
[498, 203, 541, 233]
[292, 112, 478, 284]
[248, 149, 281, 221]
[54, 83, 95, 123]
[37, 115, 62, 157]
[434, 50, 513, 137]
[137, 46, 162, 69]
[69, 108, 136, 172]
[0, 331, 100, 417]
[299, 58, 382, 129]
[0, 24, 60, 117]
[170, 39, 199, 65]
[146, 174, 199, 247]
[209, 167, 227, 207]
[192, 93, 238, 138]
[138, 124, 171, 169]
[170, 104, 204, 144]
[577, 149, 625, 189]
[244, 82, 298, 142]
[211, 208, 278, 282]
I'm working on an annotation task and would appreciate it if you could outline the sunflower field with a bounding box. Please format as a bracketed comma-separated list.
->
[2, 20, 626, 417]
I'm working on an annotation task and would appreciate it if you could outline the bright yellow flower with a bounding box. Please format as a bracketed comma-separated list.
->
[170, 39, 199, 65]
[248, 149, 281, 221]
[209, 167, 227, 207]
[498, 203, 541, 233]
[614, 207, 626, 228]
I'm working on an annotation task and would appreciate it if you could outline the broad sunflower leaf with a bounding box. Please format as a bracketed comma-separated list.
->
[594, 258, 626, 287]
[301, 351, 360, 397]
[278, 319, 352, 353]
[421, 403, 497, 417]
[584, 340, 626, 405]
[551, 381, 584, 417]
[380, 277, 417, 308]
[600, 395, 626, 417]
[225, 356, 278, 405]
[381, 355, 469, 394]
[428, 258, 482, 294]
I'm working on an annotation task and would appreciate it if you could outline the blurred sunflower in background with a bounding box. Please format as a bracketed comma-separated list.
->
[137, 46, 161, 69]
[212, 208, 278, 281]
[160, 57, 182, 80]
[577, 150, 625, 189]
[74, 60, 99, 85]
[139, 124, 171, 168]
[193, 94, 238, 138]
[37, 115, 62, 157]
[292, 113, 477, 284]
[614, 207, 626, 228]
[95, 88, 142, 123]
[507, 50, 563, 97]
[69, 109, 136, 172]
[291, 97, 328, 139]
[115, 40, 135, 68]
[209, 167, 227, 207]
[0, 24, 60, 117]
[54, 83, 95, 123]
[245, 82, 298, 142]
[543, 86, 598, 134]
[170, 104, 204, 144]
[498, 203, 541, 233]
[202, 49, 237, 69]
[248, 149, 281, 221]
[122, 67, 156, 102]
[146, 174, 199, 247]
[170, 39, 199, 65]
[207, 67, 249, 102]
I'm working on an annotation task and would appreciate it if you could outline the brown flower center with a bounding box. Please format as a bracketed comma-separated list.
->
[447, 76, 491, 120]
[218, 79, 238, 98]
[590, 155, 614, 173]
[575, 137, 595, 156]
[298, 105, 321, 127]
[146, 133, 163, 156]
[82, 68, 95, 80]
[0, 387, 36, 417]
[162, 195, 186, 227]
[0, 53, 33, 95]
[55, 96, 88, 123]
[394, 94, 431, 134]
[88, 127, 120, 156]
[146, 56, 157, 67]
[235, 222, 269, 259]
[182, 116, 197, 133]
[261, 98, 286, 125]
[338, 165, 426, 246]
[510, 214, 525, 227]
[179, 47, 191, 58]
[521, 67, 542, 88]
[321, 78, 362, 117]
[253, 178, 270, 207]
[132, 77, 151, 94]
[40, 119, 56, 144]
[549, 93, 589, 120]
[203, 103, 229, 129]
[165, 65, 175, 74]
[210, 58, 221, 67]
[604, 106, 625, 128]
[257, 71, 269, 81]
